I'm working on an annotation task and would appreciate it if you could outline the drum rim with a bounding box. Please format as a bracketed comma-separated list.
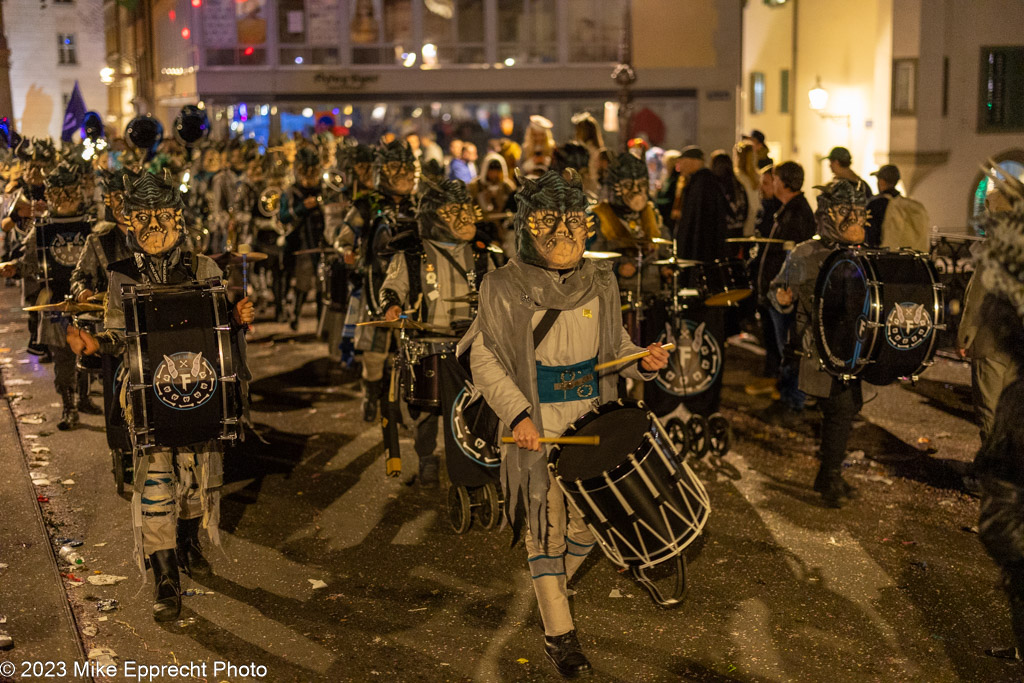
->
[548, 399, 656, 482]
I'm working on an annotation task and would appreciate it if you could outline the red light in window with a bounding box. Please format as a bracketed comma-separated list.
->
[191, 0, 202, 6]
[168, 10, 176, 21]
[243, 46, 254, 56]
[181, 27, 191, 40]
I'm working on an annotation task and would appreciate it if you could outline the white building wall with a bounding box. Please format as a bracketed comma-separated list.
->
[8, 0, 107, 141]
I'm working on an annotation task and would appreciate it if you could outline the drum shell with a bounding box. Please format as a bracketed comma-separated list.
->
[550, 401, 710, 570]
[813, 248, 943, 385]
[701, 259, 753, 307]
[401, 337, 459, 408]
[123, 281, 242, 450]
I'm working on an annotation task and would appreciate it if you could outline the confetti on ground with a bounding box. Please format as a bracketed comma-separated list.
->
[87, 574, 127, 586]
[608, 588, 624, 598]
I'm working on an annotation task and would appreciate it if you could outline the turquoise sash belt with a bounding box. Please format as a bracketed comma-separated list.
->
[536, 357, 598, 403]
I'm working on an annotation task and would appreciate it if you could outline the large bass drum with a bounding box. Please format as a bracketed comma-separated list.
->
[813, 248, 943, 385]
[122, 280, 242, 450]
[549, 400, 710, 607]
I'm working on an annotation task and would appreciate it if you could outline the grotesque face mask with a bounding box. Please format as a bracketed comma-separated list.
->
[26, 162, 47, 186]
[354, 161, 374, 189]
[45, 185, 83, 216]
[526, 209, 590, 269]
[106, 190, 127, 230]
[380, 160, 416, 196]
[297, 164, 320, 189]
[437, 202, 481, 242]
[122, 170, 186, 257]
[814, 179, 869, 246]
[129, 205, 185, 255]
[615, 177, 649, 213]
[515, 170, 592, 270]
[834, 204, 868, 245]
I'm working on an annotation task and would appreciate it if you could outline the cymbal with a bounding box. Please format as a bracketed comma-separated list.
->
[647, 237, 673, 245]
[651, 258, 703, 267]
[356, 317, 447, 333]
[24, 300, 104, 313]
[86, 293, 107, 303]
[444, 293, 479, 304]
[213, 250, 270, 264]
[293, 247, 336, 256]
[725, 236, 786, 244]
[583, 251, 622, 260]
[484, 243, 504, 254]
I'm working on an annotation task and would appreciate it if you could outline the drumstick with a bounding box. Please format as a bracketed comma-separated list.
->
[594, 343, 675, 371]
[501, 436, 601, 445]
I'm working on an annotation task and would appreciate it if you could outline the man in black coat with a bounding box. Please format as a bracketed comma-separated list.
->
[673, 146, 727, 263]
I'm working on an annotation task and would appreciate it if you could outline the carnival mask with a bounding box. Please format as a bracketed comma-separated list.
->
[515, 169, 593, 270]
[606, 152, 649, 214]
[376, 141, 418, 197]
[615, 178, 649, 213]
[129, 206, 185, 255]
[526, 209, 591, 269]
[354, 161, 375, 189]
[436, 202, 481, 242]
[45, 185, 83, 216]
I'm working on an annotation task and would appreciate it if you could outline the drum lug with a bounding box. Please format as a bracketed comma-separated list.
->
[214, 324, 231, 331]
[933, 324, 947, 331]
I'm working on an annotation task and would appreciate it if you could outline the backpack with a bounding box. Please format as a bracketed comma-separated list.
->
[880, 195, 930, 252]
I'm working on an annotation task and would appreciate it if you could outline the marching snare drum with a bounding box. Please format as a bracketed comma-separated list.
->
[813, 247, 944, 385]
[549, 400, 711, 606]
[400, 336, 460, 408]
[122, 280, 242, 450]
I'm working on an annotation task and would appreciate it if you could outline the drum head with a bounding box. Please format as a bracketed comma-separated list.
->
[556, 406, 651, 483]
[815, 253, 872, 374]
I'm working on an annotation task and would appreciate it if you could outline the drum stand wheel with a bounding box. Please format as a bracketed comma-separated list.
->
[686, 414, 710, 458]
[471, 482, 503, 530]
[706, 413, 732, 457]
[665, 417, 691, 456]
[447, 485, 473, 534]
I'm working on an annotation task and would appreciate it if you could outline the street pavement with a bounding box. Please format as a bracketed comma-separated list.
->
[0, 283, 1020, 683]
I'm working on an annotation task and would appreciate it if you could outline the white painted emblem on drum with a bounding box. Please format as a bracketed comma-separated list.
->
[153, 351, 218, 410]
[655, 320, 722, 396]
[885, 302, 932, 350]
[451, 381, 500, 467]
[51, 231, 87, 267]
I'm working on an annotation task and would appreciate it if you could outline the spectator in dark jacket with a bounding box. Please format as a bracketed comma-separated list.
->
[865, 164, 901, 246]
[674, 146, 727, 263]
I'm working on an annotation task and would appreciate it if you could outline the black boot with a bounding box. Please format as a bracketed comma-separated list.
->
[813, 469, 858, 499]
[544, 630, 593, 678]
[149, 549, 181, 622]
[57, 389, 79, 431]
[77, 374, 102, 415]
[362, 379, 382, 422]
[815, 469, 845, 509]
[176, 517, 212, 579]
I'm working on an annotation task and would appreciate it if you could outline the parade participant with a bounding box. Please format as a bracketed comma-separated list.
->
[571, 111, 604, 199]
[469, 152, 516, 253]
[185, 143, 223, 251]
[211, 140, 250, 252]
[379, 179, 493, 485]
[459, 169, 668, 677]
[769, 179, 870, 507]
[66, 169, 254, 622]
[520, 115, 554, 179]
[70, 171, 133, 304]
[3, 138, 54, 357]
[280, 145, 327, 330]
[349, 140, 418, 421]
[589, 151, 666, 296]
[233, 150, 285, 318]
[0, 161, 93, 428]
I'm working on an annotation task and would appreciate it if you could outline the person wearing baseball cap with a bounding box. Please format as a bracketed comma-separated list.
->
[824, 146, 873, 200]
[744, 130, 773, 168]
[866, 164, 902, 245]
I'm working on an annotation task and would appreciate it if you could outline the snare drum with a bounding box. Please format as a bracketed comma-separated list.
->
[550, 400, 710, 606]
[813, 248, 944, 385]
[400, 336, 460, 408]
[122, 280, 242, 450]
[699, 258, 752, 306]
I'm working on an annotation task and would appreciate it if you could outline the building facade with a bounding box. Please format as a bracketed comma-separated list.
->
[742, 0, 1024, 233]
[7, 0, 107, 141]
[146, 0, 741, 153]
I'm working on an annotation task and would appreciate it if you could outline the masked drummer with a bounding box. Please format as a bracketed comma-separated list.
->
[379, 179, 494, 487]
[769, 179, 869, 508]
[458, 169, 668, 678]
[65, 169, 254, 623]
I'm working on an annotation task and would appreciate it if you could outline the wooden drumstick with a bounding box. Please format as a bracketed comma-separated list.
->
[501, 436, 601, 445]
[594, 342, 675, 372]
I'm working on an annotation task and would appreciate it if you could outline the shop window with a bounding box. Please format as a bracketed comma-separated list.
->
[750, 72, 765, 114]
[422, 0, 485, 65]
[351, 0, 411, 65]
[979, 46, 1024, 133]
[497, 0, 556, 65]
[568, 0, 622, 63]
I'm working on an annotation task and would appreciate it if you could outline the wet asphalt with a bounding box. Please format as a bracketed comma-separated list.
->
[0, 284, 1020, 683]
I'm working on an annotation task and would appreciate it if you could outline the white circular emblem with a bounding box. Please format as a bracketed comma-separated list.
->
[51, 231, 87, 267]
[655, 320, 722, 397]
[885, 302, 933, 350]
[153, 352, 218, 410]
[450, 385, 500, 467]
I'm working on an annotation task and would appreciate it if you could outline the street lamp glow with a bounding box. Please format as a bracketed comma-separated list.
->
[422, 43, 437, 59]
[504, 57, 515, 67]
[402, 52, 417, 68]
[808, 78, 829, 111]
[302, 108, 314, 118]
[100, 67, 114, 84]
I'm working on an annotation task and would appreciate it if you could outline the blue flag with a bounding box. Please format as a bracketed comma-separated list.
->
[61, 81, 87, 143]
